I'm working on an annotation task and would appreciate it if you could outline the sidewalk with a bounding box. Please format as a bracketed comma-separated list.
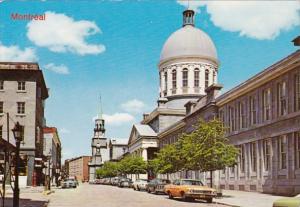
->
[1, 186, 49, 207]
[214, 190, 290, 207]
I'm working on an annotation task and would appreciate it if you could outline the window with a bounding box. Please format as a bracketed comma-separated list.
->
[205, 69, 209, 89]
[249, 96, 257, 125]
[263, 88, 271, 121]
[182, 68, 188, 87]
[172, 69, 177, 89]
[228, 106, 235, 132]
[295, 132, 300, 168]
[17, 102, 25, 114]
[263, 139, 271, 171]
[194, 68, 199, 87]
[213, 70, 216, 83]
[278, 82, 287, 116]
[164, 72, 167, 95]
[295, 72, 300, 111]
[250, 142, 257, 172]
[239, 145, 245, 173]
[0, 81, 3, 90]
[18, 81, 25, 91]
[238, 101, 246, 129]
[0, 102, 3, 114]
[279, 135, 287, 169]
[0, 126, 2, 139]
[219, 109, 225, 126]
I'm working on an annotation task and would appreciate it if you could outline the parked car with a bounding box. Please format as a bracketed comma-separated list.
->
[61, 178, 77, 189]
[164, 179, 217, 203]
[118, 178, 132, 188]
[146, 178, 170, 194]
[273, 195, 300, 207]
[132, 179, 149, 191]
[111, 177, 121, 186]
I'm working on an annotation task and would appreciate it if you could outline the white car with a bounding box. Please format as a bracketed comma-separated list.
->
[132, 179, 149, 191]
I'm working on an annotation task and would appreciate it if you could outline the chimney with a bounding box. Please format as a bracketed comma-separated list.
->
[205, 84, 223, 104]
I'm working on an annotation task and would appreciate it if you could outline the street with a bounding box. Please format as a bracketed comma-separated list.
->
[47, 183, 229, 207]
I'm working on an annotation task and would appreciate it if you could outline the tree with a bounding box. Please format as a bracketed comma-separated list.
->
[96, 161, 119, 178]
[151, 143, 184, 179]
[179, 118, 239, 187]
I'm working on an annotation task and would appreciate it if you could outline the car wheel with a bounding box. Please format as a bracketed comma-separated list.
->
[168, 191, 173, 199]
[181, 192, 187, 201]
[147, 188, 151, 193]
[137, 186, 140, 191]
[206, 198, 213, 203]
[153, 188, 157, 194]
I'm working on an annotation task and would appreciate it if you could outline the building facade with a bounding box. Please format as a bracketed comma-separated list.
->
[43, 127, 62, 186]
[0, 62, 49, 186]
[67, 156, 91, 182]
[109, 139, 128, 161]
[126, 8, 300, 196]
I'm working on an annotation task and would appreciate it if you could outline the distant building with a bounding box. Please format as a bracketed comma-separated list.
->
[0, 62, 49, 186]
[43, 127, 62, 186]
[67, 156, 91, 182]
[109, 139, 128, 161]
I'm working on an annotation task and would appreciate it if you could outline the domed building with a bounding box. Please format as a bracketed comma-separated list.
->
[159, 9, 218, 100]
[127, 9, 221, 180]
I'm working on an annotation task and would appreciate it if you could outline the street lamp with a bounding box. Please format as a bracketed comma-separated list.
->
[12, 122, 23, 207]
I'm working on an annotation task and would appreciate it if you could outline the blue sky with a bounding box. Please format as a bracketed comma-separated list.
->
[0, 1, 299, 160]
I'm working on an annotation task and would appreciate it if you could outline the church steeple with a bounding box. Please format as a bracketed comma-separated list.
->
[94, 95, 105, 137]
[182, 9, 195, 27]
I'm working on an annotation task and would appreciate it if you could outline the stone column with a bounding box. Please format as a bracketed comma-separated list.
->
[142, 148, 148, 161]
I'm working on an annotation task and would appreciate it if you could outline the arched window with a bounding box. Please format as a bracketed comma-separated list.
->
[205, 69, 209, 89]
[194, 68, 199, 87]
[172, 69, 177, 89]
[182, 68, 188, 87]
[164, 71, 168, 94]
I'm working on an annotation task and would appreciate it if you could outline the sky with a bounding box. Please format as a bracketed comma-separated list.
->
[0, 0, 299, 160]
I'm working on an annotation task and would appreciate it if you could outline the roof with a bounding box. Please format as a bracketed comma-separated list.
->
[0, 62, 49, 99]
[43, 127, 57, 134]
[160, 25, 218, 65]
[134, 124, 157, 137]
[110, 139, 128, 146]
[216, 49, 300, 106]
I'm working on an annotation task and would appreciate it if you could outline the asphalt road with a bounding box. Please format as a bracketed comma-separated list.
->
[47, 183, 229, 207]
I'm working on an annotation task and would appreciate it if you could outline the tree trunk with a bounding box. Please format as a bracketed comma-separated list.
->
[210, 170, 213, 188]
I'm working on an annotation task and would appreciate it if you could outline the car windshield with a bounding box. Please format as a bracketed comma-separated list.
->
[181, 180, 203, 186]
[157, 179, 170, 184]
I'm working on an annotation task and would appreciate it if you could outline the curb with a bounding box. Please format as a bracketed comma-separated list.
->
[214, 201, 241, 207]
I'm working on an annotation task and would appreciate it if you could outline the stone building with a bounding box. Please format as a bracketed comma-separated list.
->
[43, 127, 62, 186]
[0, 62, 49, 186]
[109, 139, 128, 161]
[127, 9, 218, 178]
[67, 156, 91, 182]
[127, 8, 300, 196]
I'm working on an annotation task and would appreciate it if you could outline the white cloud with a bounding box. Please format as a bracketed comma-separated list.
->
[177, 1, 300, 40]
[102, 113, 135, 126]
[120, 99, 146, 113]
[44, 63, 70, 75]
[0, 43, 37, 62]
[27, 11, 106, 55]
[59, 128, 71, 134]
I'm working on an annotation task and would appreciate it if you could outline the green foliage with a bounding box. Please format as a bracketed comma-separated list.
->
[178, 119, 239, 172]
[153, 118, 239, 175]
[96, 161, 118, 178]
[96, 155, 148, 178]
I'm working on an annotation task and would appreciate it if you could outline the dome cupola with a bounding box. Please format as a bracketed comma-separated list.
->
[158, 9, 219, 100]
